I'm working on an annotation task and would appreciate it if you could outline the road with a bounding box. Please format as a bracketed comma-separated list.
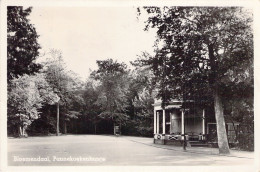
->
[7, 135, 254, 166]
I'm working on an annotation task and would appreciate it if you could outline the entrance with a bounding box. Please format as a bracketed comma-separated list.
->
[207, 123, 217, 142]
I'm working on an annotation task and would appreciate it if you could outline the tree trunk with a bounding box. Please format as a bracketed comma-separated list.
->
[75, 119, 78, 134]
[231, 104, 238, 142]
[19, 123, 25, 137]
[208, 42, 230, 154]
[47, 108, 50, 134]
[22, 125, 24, 136]
[56, 102, 60, 136]
[94, 124, 97, 134]
[18, 126, 22, 137]
[214, 87, 230, 154]
[120, 121, 122, 135]
[62, 113, 66, 134]
[113, 122, 115, 135]
[18, 115, 22, 137]
[64, 121, 67, 134]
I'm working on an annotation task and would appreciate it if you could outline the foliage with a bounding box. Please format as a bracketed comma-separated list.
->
[40, 50, 84, 134]
[81, 80, 101, 131]
[137, 7, 253, 152]
[122, 120, 153, 137]
[26, 114, 57, 136]
[131, 67, 154, 118]
[137, 7, 253, 104]
[121, 65, 155, 136]
[91, 59, 130, 125]
[43, 50, 84, 115]
[7, 73, 59, 136]
[6, 6, 155, 137]
[7, 6, 41, 81]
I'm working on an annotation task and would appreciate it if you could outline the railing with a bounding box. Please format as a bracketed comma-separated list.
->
[155, 133, 205, 141]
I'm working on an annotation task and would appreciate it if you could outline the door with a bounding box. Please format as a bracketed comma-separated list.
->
[207, 123, 217, 142]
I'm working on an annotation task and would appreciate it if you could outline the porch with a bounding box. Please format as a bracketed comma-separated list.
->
[153, 100, 239, 147]
[153, 100, 207, 147]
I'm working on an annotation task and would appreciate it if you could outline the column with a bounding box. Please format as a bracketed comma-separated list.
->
[156, 112, 159, 134]
[202, 109, 205, 140]
[162, 109, 166, 135]
[154, 109, 157, 134]
[181, 109, 185, 140]
[169, 112, 172, 134]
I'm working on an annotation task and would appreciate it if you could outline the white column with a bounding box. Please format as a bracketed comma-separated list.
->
[162, 109, 166, 135]
[202, 109, 205, 135]
[156, 112, 159, 134]
[154, 109, 156, 134]
[181, 110, 185, 140]
[169, 112, 172, 134]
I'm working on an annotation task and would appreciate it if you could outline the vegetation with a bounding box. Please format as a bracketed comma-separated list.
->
[7, 73, 59, 136]
[137, 7, 253, 153]
[90, 59, 130, 129]
[7, 6, 253, 152]
[7, 6, 41, 82]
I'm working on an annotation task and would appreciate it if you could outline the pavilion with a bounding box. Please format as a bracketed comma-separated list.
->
[153, 99, 238, 147]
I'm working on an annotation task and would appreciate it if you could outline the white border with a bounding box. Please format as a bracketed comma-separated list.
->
[1, 0, 259, 172]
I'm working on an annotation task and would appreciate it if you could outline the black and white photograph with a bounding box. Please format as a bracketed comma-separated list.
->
[0, 0, 259, 171]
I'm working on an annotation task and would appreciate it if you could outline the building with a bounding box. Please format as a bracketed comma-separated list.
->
[153, 99, 239, 147]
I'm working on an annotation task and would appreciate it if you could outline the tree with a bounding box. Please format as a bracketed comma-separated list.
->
[138, 7, 253, 154]
[122, 63, 155, 136]
[81, 80, 102, 134]
[91, 59, 130, 132]
[24, 50, 85, 136]
[222, 59, 253, 150]
[63, 90, 84, 134]
[7, 73, 59, 136]
[7, 6, 41, 81]
[42, 49, 83, 135]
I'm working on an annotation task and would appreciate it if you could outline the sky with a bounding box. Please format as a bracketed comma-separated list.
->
[29, 6, 157, 81]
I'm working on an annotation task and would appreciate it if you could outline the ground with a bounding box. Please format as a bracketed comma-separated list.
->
[8, 135, 254, 166]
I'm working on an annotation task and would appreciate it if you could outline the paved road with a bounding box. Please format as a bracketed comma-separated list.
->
[8, 135, 254, 166]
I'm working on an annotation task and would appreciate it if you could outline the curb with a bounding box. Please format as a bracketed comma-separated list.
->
[126, 138, 253, 159]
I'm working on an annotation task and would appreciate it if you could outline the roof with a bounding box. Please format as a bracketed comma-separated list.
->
[152, 99, 194, 107]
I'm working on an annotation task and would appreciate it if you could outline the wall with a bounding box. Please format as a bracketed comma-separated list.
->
[170, 109, 203, 135]
[185, 117, 203, 134]
[170, 109, 182, 134]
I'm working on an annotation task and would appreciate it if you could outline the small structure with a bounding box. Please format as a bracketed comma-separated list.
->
[114, 125, 120, 136]
[153, 99, 238, 147]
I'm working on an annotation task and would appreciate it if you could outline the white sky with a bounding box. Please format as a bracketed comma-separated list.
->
[29, 6, 157, 81]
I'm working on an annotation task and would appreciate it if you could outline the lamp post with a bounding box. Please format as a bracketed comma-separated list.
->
[181, 108, 187, 151]
[55, 51, 62, 136]
[56, 101, 59, 136]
